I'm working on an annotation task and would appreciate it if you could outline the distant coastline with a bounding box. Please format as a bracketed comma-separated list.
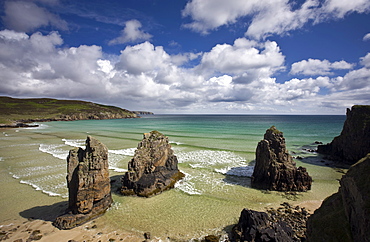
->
[0, 96, 152, 128]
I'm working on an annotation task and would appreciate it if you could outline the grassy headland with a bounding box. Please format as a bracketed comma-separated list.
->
[0, 96, 139, 126]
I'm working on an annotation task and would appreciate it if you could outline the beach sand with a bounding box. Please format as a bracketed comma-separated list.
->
[0, 199, 323, 242]
[0, 217, 144, 242]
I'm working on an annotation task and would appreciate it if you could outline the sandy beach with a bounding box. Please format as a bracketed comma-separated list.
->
[0, 217, 145, 242]
[0, 199, 323, 242]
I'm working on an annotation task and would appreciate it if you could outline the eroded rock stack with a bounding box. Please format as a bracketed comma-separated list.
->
[307, 153, 370, 241]
[121, 131, 184, 197]
[252, 126, 312, 191]
[318, 105, 370, 165]
[54, 136, 112, 229]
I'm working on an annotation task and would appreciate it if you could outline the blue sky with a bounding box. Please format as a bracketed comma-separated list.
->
[0, 0, 370, 114]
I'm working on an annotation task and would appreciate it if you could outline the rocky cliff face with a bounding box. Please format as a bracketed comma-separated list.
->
[307, 153, 370, 242]
[54, 136, 112, 229]
[252, 126, 312, 191]
[121, 131, 184, 197]
[318, 105, 370, 164]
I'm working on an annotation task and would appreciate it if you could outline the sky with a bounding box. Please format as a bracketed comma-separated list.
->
[0, 0, 370, 114]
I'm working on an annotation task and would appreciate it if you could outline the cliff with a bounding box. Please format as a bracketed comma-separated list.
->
[317, 105, 370, 164]
[0, 96, 140, 126]
[121, 131, 184, 197]
[54, 136, 113, 229]
[252, 126, 312, 191]
[307, 153, 370, 241]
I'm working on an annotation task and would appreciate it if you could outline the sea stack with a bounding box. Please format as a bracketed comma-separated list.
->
[54, 136, 112, 229]
[121, 131, 184, 197]
[251, 126, 312, 191]
[317, 105, 370, 164]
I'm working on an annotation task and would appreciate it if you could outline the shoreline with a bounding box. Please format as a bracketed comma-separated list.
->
[0, 199, 323, 242]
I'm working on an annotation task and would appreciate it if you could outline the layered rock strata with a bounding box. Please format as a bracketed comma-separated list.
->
[54, 136, 112, 229]
[121, 131, 184, 197]
[252, 126, 312, 191]
[318, 105, 370, 164]
[307, 153, 370, 241]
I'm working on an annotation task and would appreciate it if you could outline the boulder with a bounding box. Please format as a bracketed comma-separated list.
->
[54, 136, 112, 229]
[121, 131, 184, 197]
[307, 153, 370, 241]
[252, 126, 312, 191]
[317, 105, 370, 164]
[232, 208, 297, 242]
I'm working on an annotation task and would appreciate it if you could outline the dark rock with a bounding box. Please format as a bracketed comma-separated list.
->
[307, 153, 370, 242]
[203, 235, 219, 242]
[144, 232, 151, 240]
[317, 105, 370, 164]
[252, 126, 312, 191]
[54, 136, 113, 229]
[232, 209, 296, 242]
[233, 203, 310, 242]
[121, 131, 184, 197]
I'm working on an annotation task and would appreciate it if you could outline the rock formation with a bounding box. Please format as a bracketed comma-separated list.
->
[54, 136, 112, 229]
[317, 105, 370, 164]
[232, 203, 309, 242]
[121, 131, 184, 197]
[252, 126, 312, 191]
[307, 153, 370, 242]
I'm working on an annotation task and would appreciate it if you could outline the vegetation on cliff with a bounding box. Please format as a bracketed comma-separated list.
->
[0, 96, 138, 125]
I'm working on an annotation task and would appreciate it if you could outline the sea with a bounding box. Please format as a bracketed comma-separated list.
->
[0, 115, 347, 240]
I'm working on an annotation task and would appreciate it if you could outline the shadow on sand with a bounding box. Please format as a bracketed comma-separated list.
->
[19, 201, 68, 222]
[19, 175, 124, 222]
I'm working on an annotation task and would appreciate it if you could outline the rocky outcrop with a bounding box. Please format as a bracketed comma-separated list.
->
[307, 153, 370, 242]
[232, 203, 309, 242]
[252, 126, 312, 191]
[121, 131, 184, 197]
[318, 105, 370, 164]
[54, 136, 112, 229]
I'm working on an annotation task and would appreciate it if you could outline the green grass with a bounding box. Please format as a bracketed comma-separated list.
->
[0, 96, 137, 124]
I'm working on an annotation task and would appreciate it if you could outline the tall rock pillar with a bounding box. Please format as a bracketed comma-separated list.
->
[252, 126, 312, 191]
[54, 136, 113, 229]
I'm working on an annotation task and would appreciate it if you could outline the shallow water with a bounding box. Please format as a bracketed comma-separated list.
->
[0, 115, 346, 239]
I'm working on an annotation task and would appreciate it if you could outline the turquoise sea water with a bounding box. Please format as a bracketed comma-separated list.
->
[0, 115, 346, 239]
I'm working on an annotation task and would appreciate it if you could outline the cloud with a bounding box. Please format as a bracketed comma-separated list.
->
[197, 38, 285, 79]
[363, 33, 370, 41]
[182, 0, 370, 39]
[1, 0, 68, 32]
[290, 58, 354, 76]
[0, 29, 369, 114]
[108, 19, 152, 45]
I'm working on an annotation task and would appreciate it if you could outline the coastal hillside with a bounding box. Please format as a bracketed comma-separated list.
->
[0, 96, 139, 125]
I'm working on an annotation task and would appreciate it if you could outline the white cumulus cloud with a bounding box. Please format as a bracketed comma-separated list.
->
[108, 19, 152, 45]
[182, 0, 370, 39]
[363, 33, 370, 41]
[290, 58, 354, 76]
[1, 0, 68, 32]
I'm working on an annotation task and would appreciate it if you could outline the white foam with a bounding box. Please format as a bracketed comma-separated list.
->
[39, 144, 69, 160]
[109, 148, 136, 156]
[109, 167, 127, 172]
[170, 141, 183, 145]
[177, 150, 246, 168]
[215, 166, 254, 177]
[62, 138, 85, 148]
[174, 171, 202, 195]
[24, 123, 49, 129]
